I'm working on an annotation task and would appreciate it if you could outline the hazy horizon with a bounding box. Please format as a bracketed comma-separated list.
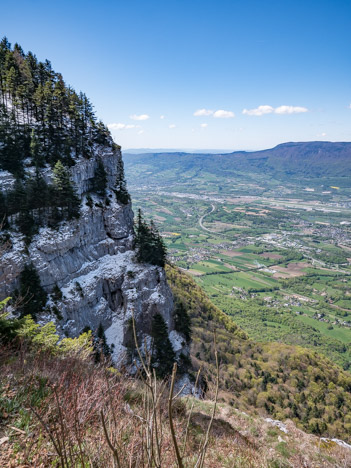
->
[124, 140, 351, 154]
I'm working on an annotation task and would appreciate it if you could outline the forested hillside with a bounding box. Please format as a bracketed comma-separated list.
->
[0, 38, 124, 240]
[0, 37, 114, 176]
[167, 265, 351, 443]
[124, 141, 351, 186]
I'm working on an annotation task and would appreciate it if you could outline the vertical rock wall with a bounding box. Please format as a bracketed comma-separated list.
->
[0, 147, 188, 365]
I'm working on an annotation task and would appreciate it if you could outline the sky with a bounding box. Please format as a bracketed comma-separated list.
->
[1, 0, 351, 150]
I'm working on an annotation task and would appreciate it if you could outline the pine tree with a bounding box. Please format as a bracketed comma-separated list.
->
[93, 120, 110, 145]
[26, 169, 49, 215]
[114, 158, 130, 204]
[52, 160, 80, 219]
[0, 298, 21, 344]
[16, 209, 37, 242]
[15, 263, 47, 318]
[30, 128, 44, 167]
[173, 301, 192, 343]
[151, 313, 175, 377]
[94, 322, 111, 362]
[135, 210, 167, 267]
[0, 190, 7, 225]
[7, 179, 26, 215]
[149, 220, 167, 267]
[135, 209, 153, 264]
[93, 158, 107, 197]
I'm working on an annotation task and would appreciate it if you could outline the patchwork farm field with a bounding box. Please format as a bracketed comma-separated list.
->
[124, 153, 351, 369]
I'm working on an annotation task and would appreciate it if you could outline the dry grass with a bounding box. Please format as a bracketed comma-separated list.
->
[0, 332, 220, 468]
[0, 309, 350, 468]
[1, 343, 351, 467]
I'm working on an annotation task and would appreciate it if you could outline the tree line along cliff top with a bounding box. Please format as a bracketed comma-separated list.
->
[0, 38, 134, 242]
[0, 37, 117, 177]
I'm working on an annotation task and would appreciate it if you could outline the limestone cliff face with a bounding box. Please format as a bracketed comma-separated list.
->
[0, 146, 187, 365]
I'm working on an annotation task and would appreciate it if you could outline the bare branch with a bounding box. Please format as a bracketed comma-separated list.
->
[195, 331, 219, 468]
[182, 366, 202, 456]
[168, 363, 184, 468]
[100, 410, 122, 468]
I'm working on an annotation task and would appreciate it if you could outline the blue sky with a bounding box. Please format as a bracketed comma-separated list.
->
[1, 0, 351, 150]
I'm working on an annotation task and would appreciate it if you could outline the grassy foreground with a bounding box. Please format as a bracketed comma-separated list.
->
[1, 271, 351, 466]
[1, 342, 351, 467]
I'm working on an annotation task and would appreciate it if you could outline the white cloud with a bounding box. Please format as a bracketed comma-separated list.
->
[194, 108, 213, 116]
[242, 105, 274, 116]
[348, 104, 351, 109]
[108, 123, 126, 130]
[130, 114, 150, 121]
[169, 124, 176, 129]
[138, 130, 144, 135]
[194, 108, 234, 118]
[213, 109, 235, 118]
[243, 105, 308, 116]
[108, 123, 139, 130]
[160, 115, 165, 119]
[200, 123, 208, 128]
[274, 105, 308, 114]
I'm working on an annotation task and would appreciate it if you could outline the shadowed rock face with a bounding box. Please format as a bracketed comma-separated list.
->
[0, 146, 188, 365]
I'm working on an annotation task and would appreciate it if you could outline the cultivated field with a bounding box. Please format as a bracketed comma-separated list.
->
[125, 157, 351, 369]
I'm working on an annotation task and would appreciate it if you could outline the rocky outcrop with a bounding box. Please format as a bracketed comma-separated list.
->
[0, 146, 188, 365]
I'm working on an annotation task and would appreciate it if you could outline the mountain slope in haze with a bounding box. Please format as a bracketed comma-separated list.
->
[124, 141, 351, 184]
[124, 140, 351, 372]
[237, 142, 351, 178]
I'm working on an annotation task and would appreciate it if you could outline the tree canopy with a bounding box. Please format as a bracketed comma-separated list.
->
[151, 313, 175, 377]
[135, 210, 167, 267]
[0, 37, 113, 176]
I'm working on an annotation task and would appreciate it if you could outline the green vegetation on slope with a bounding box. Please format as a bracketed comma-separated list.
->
[210, 292, 351, 370]
[126, 178, 351, 370]
[2, 320, 349, 467]
[135, 209, 167, 267]
[166, 265, 351, 442]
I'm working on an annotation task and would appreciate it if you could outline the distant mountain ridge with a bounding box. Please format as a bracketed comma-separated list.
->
[124, 148, 235, 154]
[124, 141, 351, 183]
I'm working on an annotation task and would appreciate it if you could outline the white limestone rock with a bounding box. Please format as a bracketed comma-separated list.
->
[0, 146, 188, 367]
